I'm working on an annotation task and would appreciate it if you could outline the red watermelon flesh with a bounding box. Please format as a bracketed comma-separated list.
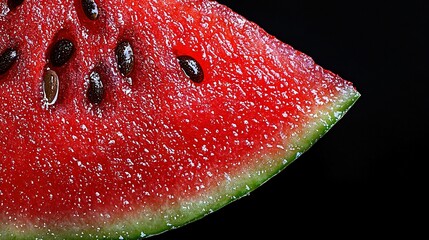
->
[0, 0, 360, 239]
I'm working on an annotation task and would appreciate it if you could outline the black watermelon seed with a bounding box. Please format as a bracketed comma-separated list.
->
[87, 71, 104, 104]
[50, 39, 75, 67]
[0, 48, 18, 75]
[81, 0, 99, 20]
[7, 0, 24, 10]
[115, 41, 134, 76]
[42, 69, 59, 105]
[177, 55, 204, 83]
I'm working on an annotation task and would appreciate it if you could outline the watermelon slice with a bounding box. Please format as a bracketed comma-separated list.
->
[0, 0, 360, 239]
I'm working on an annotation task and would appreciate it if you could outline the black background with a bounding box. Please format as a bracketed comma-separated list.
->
[154, 1, 427, 239]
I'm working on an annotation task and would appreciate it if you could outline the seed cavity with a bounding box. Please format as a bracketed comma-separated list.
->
[177, 55, 204, 83]
[42, 69, 59, 106]
[81, 0, 99, 20]
[50, 39, 75, 67]
[7, 0, 24, 10]
[87, 71, 104, 104]
[115, 41, 134, 76]
[0, 48, 18, 75]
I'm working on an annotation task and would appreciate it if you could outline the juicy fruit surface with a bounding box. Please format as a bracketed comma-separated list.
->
[0, 0, 359, 239]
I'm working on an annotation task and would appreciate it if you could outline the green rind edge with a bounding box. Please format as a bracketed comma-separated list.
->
[143, 86, 361, 239]
[2, 88, 360, 240]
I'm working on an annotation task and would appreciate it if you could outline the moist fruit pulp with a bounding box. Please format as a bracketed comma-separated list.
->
[0, 0, 360, 238]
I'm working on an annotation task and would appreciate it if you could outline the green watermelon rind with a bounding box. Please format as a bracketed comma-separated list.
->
[1, 86, 359, 240]
[135, 86, 361, 239]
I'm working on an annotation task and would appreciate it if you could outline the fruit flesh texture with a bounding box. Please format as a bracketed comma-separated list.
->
[0, 0, 359, 239]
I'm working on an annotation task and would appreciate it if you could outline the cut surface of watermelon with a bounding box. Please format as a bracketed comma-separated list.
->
[0, 0, 360, 239]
